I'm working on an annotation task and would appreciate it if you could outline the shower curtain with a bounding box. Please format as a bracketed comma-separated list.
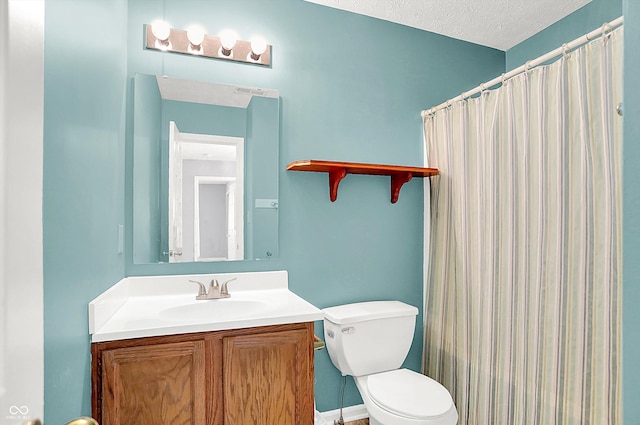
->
[422, 27, 622, 425]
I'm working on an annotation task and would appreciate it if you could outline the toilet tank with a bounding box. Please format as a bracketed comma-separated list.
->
[323, 301, 419, 377]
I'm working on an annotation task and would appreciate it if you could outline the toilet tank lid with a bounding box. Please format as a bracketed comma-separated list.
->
[323, 301, 418, 325]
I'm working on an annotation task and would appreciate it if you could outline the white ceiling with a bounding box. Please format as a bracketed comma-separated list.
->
[305, 0, 591, 51]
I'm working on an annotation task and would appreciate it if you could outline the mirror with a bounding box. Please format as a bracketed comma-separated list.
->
[133, 74, 279, 263]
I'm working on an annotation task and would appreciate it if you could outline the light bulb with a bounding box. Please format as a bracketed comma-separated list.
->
[186, 25, 206, 55]
[187, 25, 206, 47]
[251, 36, 267, 60]
[219, 29, 238, 52]
[151, 20, 171, 41]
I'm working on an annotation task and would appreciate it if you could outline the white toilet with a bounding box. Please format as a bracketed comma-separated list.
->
[323, 301, 458, 425]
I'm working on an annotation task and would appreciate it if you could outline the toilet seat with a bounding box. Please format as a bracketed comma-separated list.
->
[366, 369, 454, 420]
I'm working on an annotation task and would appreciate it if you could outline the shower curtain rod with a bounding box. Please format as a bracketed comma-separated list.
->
[421, 16, 623, 118]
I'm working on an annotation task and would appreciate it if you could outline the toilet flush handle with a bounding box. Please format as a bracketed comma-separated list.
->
[341, 327, 355, 334]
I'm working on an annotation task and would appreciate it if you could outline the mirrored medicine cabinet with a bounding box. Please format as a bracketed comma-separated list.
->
[132, 73, 280, 264]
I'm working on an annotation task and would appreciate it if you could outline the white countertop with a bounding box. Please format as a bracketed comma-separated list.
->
[89, 271, 323, 343]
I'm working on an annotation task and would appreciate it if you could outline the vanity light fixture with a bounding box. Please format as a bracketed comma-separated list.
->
[144, 23, 272, 66]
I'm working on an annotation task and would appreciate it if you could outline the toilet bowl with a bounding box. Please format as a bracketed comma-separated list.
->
[323, 301, 458, 425]
[355, 370, 457, 425]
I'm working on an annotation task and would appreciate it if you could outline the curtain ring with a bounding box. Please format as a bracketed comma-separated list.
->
[501, 73, 507, 86]
[562, 43, 570, 60]
[601, 22, 612, 43]
[525, 60, 533, 73]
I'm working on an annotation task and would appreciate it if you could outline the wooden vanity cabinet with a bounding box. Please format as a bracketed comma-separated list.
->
[91, 322, 315, 425]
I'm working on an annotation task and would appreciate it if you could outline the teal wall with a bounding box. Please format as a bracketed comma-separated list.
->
[43, 0, 128, 424]
[506, 0, 622, 70]
[43, 0, 504, 422]
[623, 0, 640, 423]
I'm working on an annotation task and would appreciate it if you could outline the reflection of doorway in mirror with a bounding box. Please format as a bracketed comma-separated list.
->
[168, 121, 244, 262]
[193, 177, 241, 261]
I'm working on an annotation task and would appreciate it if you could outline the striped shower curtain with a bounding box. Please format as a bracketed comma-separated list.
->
[422, 27, 623, 425]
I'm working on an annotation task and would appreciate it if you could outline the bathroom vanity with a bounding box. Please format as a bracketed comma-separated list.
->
[88, 271, 322, 425]
[92, 322, 313, 424]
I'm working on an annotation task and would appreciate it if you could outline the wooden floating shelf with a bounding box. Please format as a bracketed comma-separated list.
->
[286, 160, 439, 203]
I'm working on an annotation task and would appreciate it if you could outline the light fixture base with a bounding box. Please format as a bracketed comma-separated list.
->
[144, 24, 271, 67]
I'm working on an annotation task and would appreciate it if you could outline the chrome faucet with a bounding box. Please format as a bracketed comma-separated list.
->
[189, 277, 237, 300]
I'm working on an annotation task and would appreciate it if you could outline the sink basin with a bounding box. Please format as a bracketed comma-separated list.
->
[160, 299, 271, 322]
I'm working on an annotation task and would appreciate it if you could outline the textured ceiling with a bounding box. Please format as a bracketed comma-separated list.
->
[305, 0, 591, 51]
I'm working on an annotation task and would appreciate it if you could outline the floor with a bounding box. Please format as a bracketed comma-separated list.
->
[345, 420, 369, 425]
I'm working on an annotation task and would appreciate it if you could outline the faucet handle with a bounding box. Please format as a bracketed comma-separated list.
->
[189, 280, 208, 299]
[220, 277, 237, 297]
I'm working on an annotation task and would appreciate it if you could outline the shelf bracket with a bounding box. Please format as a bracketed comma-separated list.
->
[390, 172, 413, 204]
[328, 168, 347, 202]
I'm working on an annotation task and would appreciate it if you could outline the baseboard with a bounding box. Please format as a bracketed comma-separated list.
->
[320, 404, 368, 423]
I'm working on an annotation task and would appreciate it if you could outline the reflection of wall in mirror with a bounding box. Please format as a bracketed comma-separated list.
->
[246, 96, 279, 259]
[133, 74, 162, 264]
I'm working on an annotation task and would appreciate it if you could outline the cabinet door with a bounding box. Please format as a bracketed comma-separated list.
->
[223, 328, 314, 425]
[101, 340, 206, 425]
